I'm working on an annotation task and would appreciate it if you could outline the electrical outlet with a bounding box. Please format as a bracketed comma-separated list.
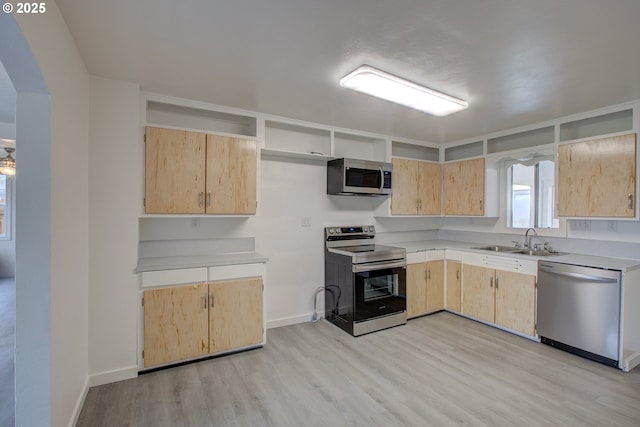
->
[571, 220, 591, 231]
[607, 221, 618, 232]
[301, 216, 312, 227]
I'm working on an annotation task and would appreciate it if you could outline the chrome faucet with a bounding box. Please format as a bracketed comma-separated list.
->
[524, 228, 537, 249]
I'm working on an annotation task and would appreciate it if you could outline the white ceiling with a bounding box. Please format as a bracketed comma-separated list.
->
[55, 0, 640, 143]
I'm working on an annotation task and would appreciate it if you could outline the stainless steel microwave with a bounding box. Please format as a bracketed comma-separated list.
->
[327, 158, 392, 196]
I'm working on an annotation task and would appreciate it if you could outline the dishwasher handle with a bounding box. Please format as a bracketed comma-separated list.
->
[539, 263, 620, 283]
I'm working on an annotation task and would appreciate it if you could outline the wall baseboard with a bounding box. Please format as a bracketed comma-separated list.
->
[88, 365, 138, 387]
[68, 376, 89, 427]
[266, 313, 310, 329]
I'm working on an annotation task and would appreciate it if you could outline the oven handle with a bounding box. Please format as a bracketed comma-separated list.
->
[352, 259, 406, 273]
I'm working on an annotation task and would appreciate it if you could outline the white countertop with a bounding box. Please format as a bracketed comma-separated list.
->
[136, 251, 268, 272]
[386, 239, 640, 272]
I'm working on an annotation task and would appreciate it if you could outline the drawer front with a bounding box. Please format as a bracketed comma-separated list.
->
[141, 268, 208, 288]
[208, 263, 266, 281]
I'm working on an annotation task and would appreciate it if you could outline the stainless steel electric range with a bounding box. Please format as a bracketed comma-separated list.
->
[324, 225, 407, 336]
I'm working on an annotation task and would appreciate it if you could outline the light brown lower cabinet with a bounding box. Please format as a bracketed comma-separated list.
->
[209, 278, 264, 353]
[462, 264, 536, 336]
[143, 283, 209, 367]
[445, 260, 461, 313]
[143, 277, 263, 368]
[407, 260, 444, 318]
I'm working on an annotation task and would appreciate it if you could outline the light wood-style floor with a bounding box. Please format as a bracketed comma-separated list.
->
[77, 312, 640, 427]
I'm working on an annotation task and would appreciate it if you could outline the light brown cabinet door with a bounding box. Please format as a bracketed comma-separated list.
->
[445, 260, 461, 313]
[495, 270, 536, 336]
[557, 134, 636, 217]
[462, 264, 495, 323]
[145, 127, 206, 213]
[443, 158, 485, 216]
[426, 260, 445, 312]
[406, 263, 427, 318]
[206, 135, 257, 214]
[407, 261, 444, 317]
[391, 158, 419, 215]
[143, 284, 209, 367]
[209, 278, 263, 353]
[417, 162, 442, 215]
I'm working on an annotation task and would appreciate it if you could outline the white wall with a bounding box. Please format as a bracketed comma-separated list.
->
[15, 4, 91, 426]
[88, 77, 140, 384]
[139, 156, 441, 327]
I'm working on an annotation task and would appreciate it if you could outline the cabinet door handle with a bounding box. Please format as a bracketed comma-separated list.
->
[629, 194, 634, 210]
[456, 269, 460, 281]
[490, 276, 493, 288]
[202, 294, 207, 310]
[479, 200, 483, 210]
[198, 192, 204, 207]
[427, 269, 431, 280]
[495, 277, 499, 289]
[206, 192, 212, 207]
[209, 294, 215, 308]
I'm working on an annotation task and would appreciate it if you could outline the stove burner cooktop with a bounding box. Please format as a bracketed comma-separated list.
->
[337, 244, 402, 254]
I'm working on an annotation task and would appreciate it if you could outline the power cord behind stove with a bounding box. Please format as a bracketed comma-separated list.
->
[312, 285, 341, 322]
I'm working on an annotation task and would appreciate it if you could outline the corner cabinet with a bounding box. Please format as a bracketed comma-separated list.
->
[557, 133, 636, 218]
[391, 158, 441, 215]
[140, 264, 266, 369]
[145, 126, 257, 215]
[442, 158, 486, 216]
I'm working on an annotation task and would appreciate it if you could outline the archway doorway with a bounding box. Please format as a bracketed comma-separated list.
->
[0, 12, 52, 427]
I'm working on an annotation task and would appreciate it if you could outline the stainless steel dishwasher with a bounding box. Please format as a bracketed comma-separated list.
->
[537, 261, 621, 367]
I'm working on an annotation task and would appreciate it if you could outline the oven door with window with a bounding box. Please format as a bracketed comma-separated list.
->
[353, 262, 406, 322]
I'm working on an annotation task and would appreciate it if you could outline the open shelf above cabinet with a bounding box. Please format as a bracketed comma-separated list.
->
[146, 101, 257, 138]
[559, 109, 633, 142]
[333, 132, 387, 162]
[392, 141, 440, 162]
[487, 126, 554, 154]
[444, 141, 483, 162]
[262, 120, 332, 161]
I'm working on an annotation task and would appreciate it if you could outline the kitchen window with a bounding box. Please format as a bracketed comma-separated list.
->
[506, 157, 558, 229]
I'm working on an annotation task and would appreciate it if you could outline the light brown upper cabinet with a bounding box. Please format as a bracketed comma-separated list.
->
[206, 134, 257, 214]
[145, 126, 257, 214]
[391, 158, 441, 215]
[442, 158, 485, 216]
[145, 127, 207, 214]
[557, 134, 636, 218]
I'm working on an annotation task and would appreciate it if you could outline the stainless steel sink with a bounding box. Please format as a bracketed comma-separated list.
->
[472, 245, 519, 253]
[472, 245, 564, 257]
[511, 249, 563, 257]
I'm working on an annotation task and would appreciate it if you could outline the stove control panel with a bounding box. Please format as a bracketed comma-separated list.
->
[325, 225, 375, 239]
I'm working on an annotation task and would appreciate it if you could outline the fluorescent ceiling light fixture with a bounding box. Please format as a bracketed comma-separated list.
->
[340, 65, 468, 117]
